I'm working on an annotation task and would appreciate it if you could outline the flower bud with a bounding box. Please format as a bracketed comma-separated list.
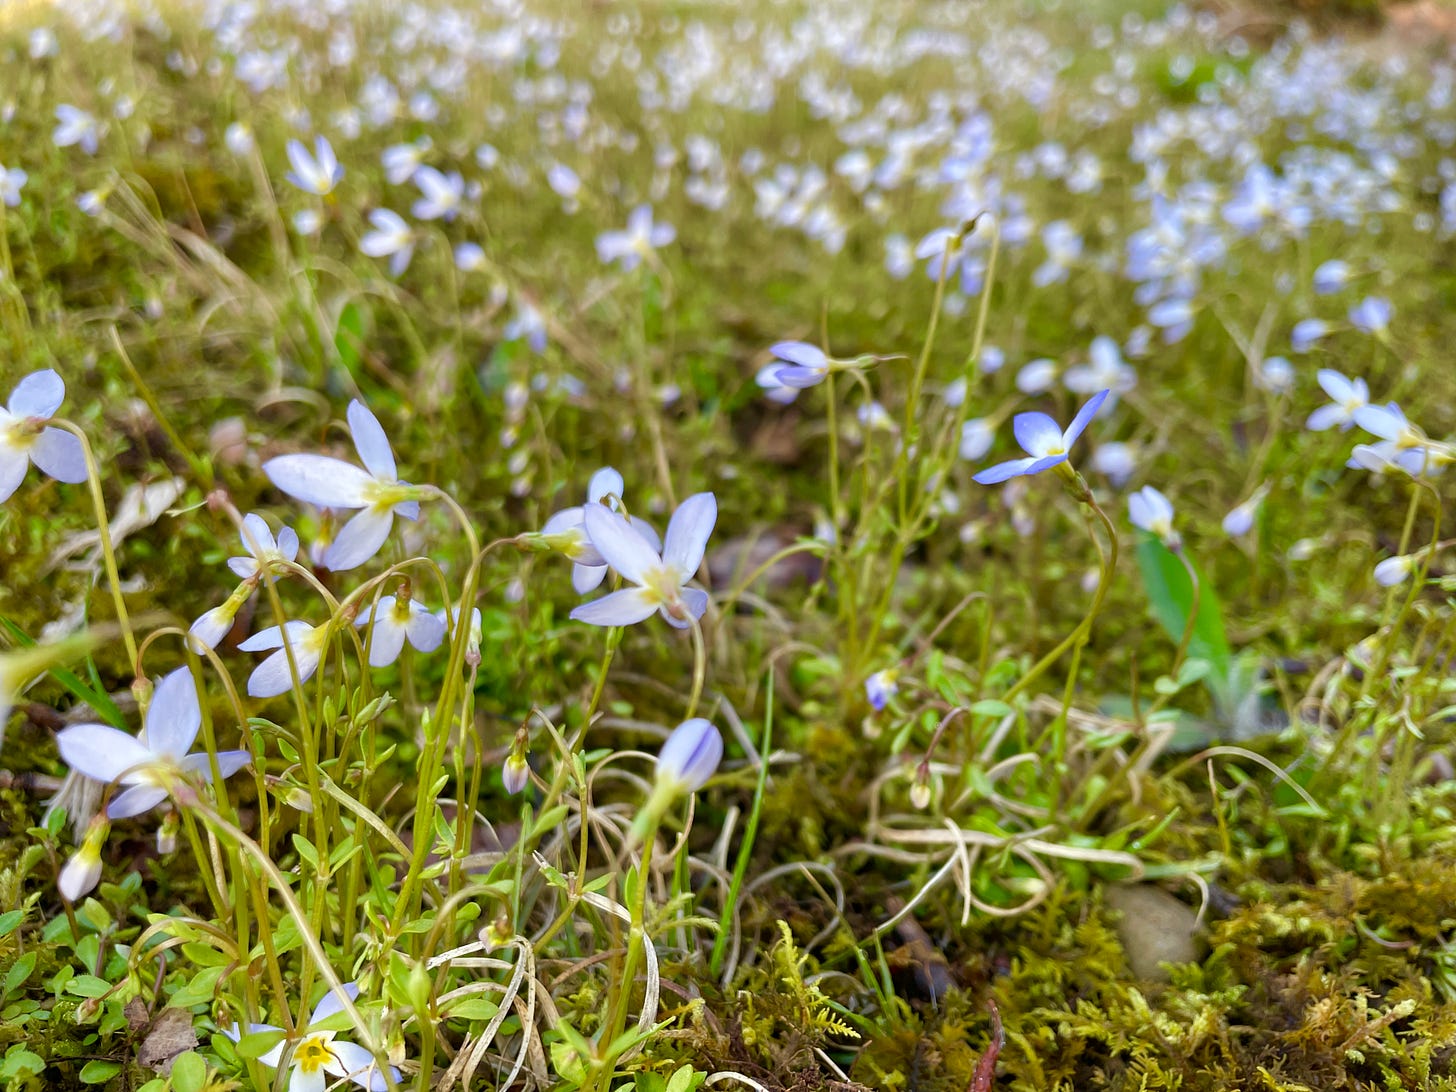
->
[1374, 555, 1413, 587]
[59, 817, 109, 902]
[502, 752, 529, 795]
[655, 718, 723, 795]
[156, 810, 179, 855]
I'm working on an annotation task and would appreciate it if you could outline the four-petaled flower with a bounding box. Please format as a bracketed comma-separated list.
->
[1306, 369, 1368, 432]
[595, 204, 675, 270]
[1128, 485, 1180, 550]
[355, 595, 446, 668]
[972, 389, 1109, 485]
[359, 209, 415, 277]
[285, 136, 344, 196]
[539, 467, 660, 594]
[0, 369, 88, 503]
[55, 667, 249, 818]
[225, 983, 400, 1092]
[570, 493, 716, 628]
[264, 400, 421, 571]
[231, 513, 301, 581]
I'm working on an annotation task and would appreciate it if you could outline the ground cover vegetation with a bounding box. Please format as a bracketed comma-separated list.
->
[2, 0, 1456, 1088]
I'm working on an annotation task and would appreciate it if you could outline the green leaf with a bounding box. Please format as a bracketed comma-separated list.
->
[292, 834, 319, 871]
[4, 951, 37, 997]
[334, 300, 370, 380]
[78, 1059, 123, 1084]
[446, 997, 500, 1021]
[0, 1047, 45, 1080]
[233, 1029, 286, 1060]
[0, 909, 24, 939]
[1133, 535, 1231, 691]
[169, 1051, 208, 1092]
[66, 974, 113, 999]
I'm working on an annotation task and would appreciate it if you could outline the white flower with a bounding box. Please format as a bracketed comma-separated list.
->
[0, 369, 88, 503]
[1064, 336, 1136, 407]
[355, 596, 446, 668]
[263, 400, 421, 571]
[230, 513, 300, 581]
[539, 467, 660, 594]
[240, 620, 329, 698]
[1306, 369, 1368, 432]
[293, 208, 323, 236]
[359, 209, 415, 277]
[1374, 555, 1413, 587]
[959, 419, 995, 462]
[411, 166, 464, 221]
[595, 204, 675, 270]
[225, 123, 255, 157]
[570, 493, 716, 628]
[0, 165, 27, 208]
[53, 105, 101, 155]
[55, 667, 250, 818]
[224, 983, 399, 1092]
[381, 138, 431, 185]
[1128, 485, 1179, 549]
[285, 136, 343, 196]
[59, 818, 109, 902]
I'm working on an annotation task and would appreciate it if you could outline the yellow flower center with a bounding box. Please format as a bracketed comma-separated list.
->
[295, 1035, 334, 1075]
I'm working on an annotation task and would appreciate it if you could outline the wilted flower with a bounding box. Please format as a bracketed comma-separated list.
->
[55, 667, 250, 818]
[224, 983, 399, 1092]
[0, 369, 88, 502]
[973, 390, 1110, 485]
[570, 493, 716, 628]
[263, 400, 422, 571]
[655, 718, 723, 794]
[355, 595, 446, 668]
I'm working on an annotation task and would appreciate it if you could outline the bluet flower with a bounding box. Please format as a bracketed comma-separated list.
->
[240, 620, 330, 697]
[596, 204, 675, 270]
[55, 667, 249, 818]
[224, 983, 399, 1092]
[411, 165, 464, 221]
[1128, 485, 1180, 550]
[1374, 555, 1412, 587]
[263, 400, 421, 571]
[655, 718, 722, 794]
[359, 209, 415, 277]
[973, 390, 1109, 485]
[864, 668, 899, 712]
[0, 370, 88, 502]
[570, 493, 716, 628]
[285, 136, 343, 196]
[355, 595, 446, 668]
[1306, 369, 1368, 431]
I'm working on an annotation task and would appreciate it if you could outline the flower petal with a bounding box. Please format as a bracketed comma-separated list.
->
[668, 587, 709, 628]
[972, 456, 1039, 485]
[247, 642, 321, 698]
[180, 749, 251, 781]
[56, 723, 154, 783]
[29, 428, 87, 483]
[770, 341, 827, 371]
[288, 1066, 326, 1092]
[587, 467, 624, 504]
[570, 587, 658, 627]
[405, 607, 446, 653]
[363, 615, 408, 668]
[325, 507, 394, 571]
[347, 400, 397, 481]
[239, 620, 312, 652]
[145, 667, 202, 758]
[662, 492, 717, 578]
[264, 454, 374, 509]
[106, 785, 169, 819]
[8, 369, 65, 417]
[583, 504, 660, 585]
[0, 446, 29, 503]
[772, 365, 826, 389]
[1012, 412, 1063, 458]
[310, 982, 360, 1026]
[239, 513, 276, 557]
[1061, 389, 1110, 448]
[572, 562, 607, 594]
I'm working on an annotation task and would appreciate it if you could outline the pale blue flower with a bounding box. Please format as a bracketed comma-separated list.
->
[1312, 259, 1352, 295]
[1348, 296, 1392, 336]
[570, 493, 715, 628]
[596, 205, 675, 270]
[973, 390, 1109, 485]
[55, 667, 249, 819]
[285, 136, 343, 196]
[864, 668, 899, 711]
[0, 369, 88, 503]
[655, 718, 723, 794]
[1291, 318, 1331, 353]
[359, 209, 415, 277]
[1306, 369, 1368, 431]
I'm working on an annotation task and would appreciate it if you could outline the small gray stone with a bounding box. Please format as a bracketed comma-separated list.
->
[1105, 884, 1202, 982]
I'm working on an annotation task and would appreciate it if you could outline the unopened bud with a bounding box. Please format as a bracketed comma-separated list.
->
[59, 817, 109, 902]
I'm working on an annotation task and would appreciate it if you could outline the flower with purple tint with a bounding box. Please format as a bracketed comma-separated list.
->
[1312, 259, 1352, 295]
[1291, 318, 1331, 353]
[596, 204, 675, 271]
[1348, 296, 1392, 337]
[972, 390, 1110, 485]
[0, 369, 88, 503]
[864, 668, 899, 712]
[570, 493, 716, 629]
[1128, 485, 1180, 550]
[655, 718, 723, 794]
[539, 467, 660, 594]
